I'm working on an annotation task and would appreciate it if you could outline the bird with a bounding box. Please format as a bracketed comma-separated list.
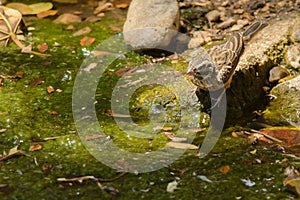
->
[187, 21, 268, 108]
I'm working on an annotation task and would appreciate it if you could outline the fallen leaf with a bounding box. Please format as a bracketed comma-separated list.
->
[73, 10, 83, 15]
[115, 3, 129, 9]
[37, 43, 48, 53]
[0, 146, 26, 161]
[219, 165, 230, 174]
[53, 0, 78, 3]
[53, 13, 81, 24]
[94, 2, 113, 14]
[29, 77, 44, 86]
[50, 111, 58, 115]
[72, 26, 92, 37]
[114, 66, 134, 76]
[83, 62, 98, 72]
[260, 127, 300, 146]
[93, 50, 114, 57]
[29, 143, 42, 151]
[164, 132, 187, 142]
[0, 6, 23, 47]
[7, 2, 53, 15]
[28, 2, 53, 15]
[284, 166, 300, 196]
[80, 36, 96, 46]
[6, 3, 33, 15]
[109, 25, 122, 32]
[166, 142, 198, 150]
[21, 43, 32, 53]
[85, 16, 101, 22]
[37, 9, 58, 18]
[47, 86, 54, 93]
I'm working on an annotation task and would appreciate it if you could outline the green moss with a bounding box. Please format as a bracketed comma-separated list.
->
[0, 9, 298, 200]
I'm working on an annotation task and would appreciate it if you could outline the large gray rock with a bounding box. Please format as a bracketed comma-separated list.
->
[264, 76, 300, 126]
[123, 0, 180, 51]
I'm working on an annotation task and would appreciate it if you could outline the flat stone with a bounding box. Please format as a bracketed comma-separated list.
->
[205, 10, 220, 22]
[123, 0, 179, 50]
[286, 44, 300, 69]
[269, 65, 290, 82]
[217, 18, 236, 29]
[291, 18, 300, 42]
[264, 76, 300, 125]
[53, 13, 81, 24]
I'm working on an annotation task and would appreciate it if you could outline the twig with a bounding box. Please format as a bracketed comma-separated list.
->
[250, 129, 283, 143]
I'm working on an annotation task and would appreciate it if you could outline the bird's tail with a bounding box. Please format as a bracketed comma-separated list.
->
[242, 21, 268, 41]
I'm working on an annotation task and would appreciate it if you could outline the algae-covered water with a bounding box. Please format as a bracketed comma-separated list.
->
[0, 4, 298, 200]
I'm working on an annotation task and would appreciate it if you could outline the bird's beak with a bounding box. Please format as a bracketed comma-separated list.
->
[186, 68, 194, 76]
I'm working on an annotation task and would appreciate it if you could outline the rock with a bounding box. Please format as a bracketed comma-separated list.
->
[188, 31, 212, 48]
[217, 18, 236, 29]
[286, 44, 300, 69]
[123, 0, 180, 50]
[291, 19, 300, 42]
[269, 65, 290, 82]
[264, 76, 300, 125]
[205, 10, 220, 22]
[53, 13, 81, 24]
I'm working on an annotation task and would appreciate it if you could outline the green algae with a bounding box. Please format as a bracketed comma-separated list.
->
[0, 7, 298, 200]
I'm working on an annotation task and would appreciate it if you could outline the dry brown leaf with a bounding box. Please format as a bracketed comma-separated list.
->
[109, 25, 122, 32]
[164, 132, 187, 142]
[37, 43, 48, 53]
[72, 26, 92, 37]
[29, 77, 44, 86]
[50, 111, 58, 115]
[5, 3, 33, 15]
[0, 6, 23, 47]
[29, 143, 42, 151]
[284, 166, 300, 196]
[37, 10, 58, 19]
[115, 3, 129, 9]
[114, 66, 134, 77]
[93, 50, 113, 57]
[21, 43, 33, 53]
[47, 86, 55, 94]
[219, 165, 230, 174]
[0, 146, 26, 161]
[53, 13, 81, 24]
[7, 2, 53, 15]
[80, 36, 96, 46]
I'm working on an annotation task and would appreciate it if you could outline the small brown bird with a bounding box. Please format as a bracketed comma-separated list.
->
[187, 21, 267, 107]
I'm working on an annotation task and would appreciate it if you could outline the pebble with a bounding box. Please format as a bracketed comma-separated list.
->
[269, 65, 290, 82]
[291, 19, 300, 42]
[205, 10, 220, 22]
[53, 13, 81, 24]
[286, 44, 300, 69]
[188, 30, 212, 48]
[217, 18, 236, 29]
